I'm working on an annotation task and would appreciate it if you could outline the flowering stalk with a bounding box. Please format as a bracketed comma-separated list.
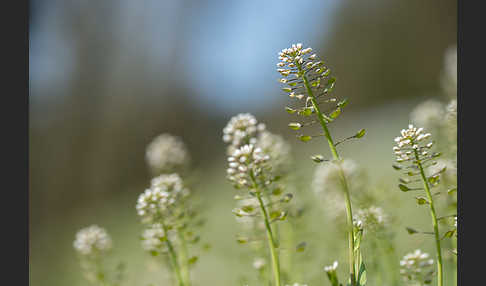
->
[393, 125, 445, 286]
[278, 44, 361, 285]
[161, 223, 185, 286]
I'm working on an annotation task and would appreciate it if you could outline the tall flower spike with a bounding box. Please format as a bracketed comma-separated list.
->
[278, 44, 364, 286]
[393, 125, 444, 286]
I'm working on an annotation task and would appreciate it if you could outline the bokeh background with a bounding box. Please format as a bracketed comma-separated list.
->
[29, 0, 457, 285]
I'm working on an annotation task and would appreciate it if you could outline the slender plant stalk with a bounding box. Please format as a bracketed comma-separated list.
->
[250, 174, 281, 286]
[415, 150, 443, 286]
[298, 64, 357, 286]
[161, 223, 185, 286]
[177, 232, 191, 286]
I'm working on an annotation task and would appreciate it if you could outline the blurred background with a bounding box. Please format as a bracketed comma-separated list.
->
[29, 0, 457, 285]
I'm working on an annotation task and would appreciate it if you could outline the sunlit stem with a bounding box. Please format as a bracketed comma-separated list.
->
[297, 63, 356, 286]
[414, 148, 443, 286]
[250, 174, 281, 286]
[177, 232, 191, 286]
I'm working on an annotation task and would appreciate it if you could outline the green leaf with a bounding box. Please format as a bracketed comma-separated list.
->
[285, 107, 296, 114]
[188, 256, 199, 265]
[150, 250, 159, 257]
[442, 230, 456, 239]
[355, 129, 366, 138]
[447, 187, 457, 195]
[324, 77, 336, 93]
[337, 99, 348, 108]
[241, 205, 254, 212]
[296, 241, 307, 252]
[357, 261, 367, 286]
[299, 135, 312, 142]
[399, 178, 411, 184]
[288, 122, 302, 130]
[398, 184, 411, 192]
[270, 211, 281, 220]
[406, 227, 419, 235]
[236, 237, 248, 244]
[298, 107, 313, 116]
[282, 87, 292, 93]
[415, 196, 429, 205]
[311, 154, 325, 163]
[428, 175, 440, 185]
[392, 164, 402, 170]
[330, 108, 341, 119]
[272, 187, 283, 196]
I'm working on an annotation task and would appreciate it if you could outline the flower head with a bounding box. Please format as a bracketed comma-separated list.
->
[74, 225, 112, 256]
[393, 124, 434, 163]
[353, 206, 389, 232]
[323, 261, 338, 273]
[400, 249, 434, 285]
[223, 113, 266, 154]
[252, 257, 266, 270]
[312, 159, 360, 195]
[226, 144, 270, 188]
[256, 131, 292, 175]
[136, 174, 189, 223]
[146, 134, 190, 174]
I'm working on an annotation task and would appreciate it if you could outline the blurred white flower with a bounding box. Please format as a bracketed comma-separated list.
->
[146, 134, 190, 174]
[74, 225, 112, 256]
[223, 113, 266, 154]
[324, 261, 338, 273]
[441, 46, 457, 98]
[410, 100, 445, 129]
[256, 131, 292, 175]
[353, 206, 389, 232]
[252, 257, 266, 270]
[399, 249, 434, 286]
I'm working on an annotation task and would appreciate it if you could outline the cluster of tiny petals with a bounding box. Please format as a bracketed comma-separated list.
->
[145, 134, 189, 174]
[141, 223, 167, 252]
[223, 113, 266, 153]
[73, 225, 112, 256]
[136, 174, 189, 223]
[400, 249, 434, 285]
[323, 261, 338, 273]
[393, 124, 433, 163]
[227, 144, 270, 188]
[353, 206, 388, 231]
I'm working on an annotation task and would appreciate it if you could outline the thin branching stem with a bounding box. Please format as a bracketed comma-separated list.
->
[414, 149, 443, 286]
[177, 232, 191, 286]
[297, 63, 356, 286]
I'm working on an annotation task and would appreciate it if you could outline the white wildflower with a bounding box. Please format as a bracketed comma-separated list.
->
[146, 134, 190, 174]
[393, 124, 433, 163]
[226, 144, 270, 188]
[256, 131, 292, 175]
[136, 174, 189, 223]
[223, 113, 266, 154]
[410, 100, 445, 129]
[324, 261, 338, 273]
[74, 225, 112, 256]
[400, 249, 434, 286]
[353, 206, 388, 232]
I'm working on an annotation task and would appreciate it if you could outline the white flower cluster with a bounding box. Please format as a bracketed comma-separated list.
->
[393, 125, 433, 163]
[323, 261, 338, 273]
[223, 113, 266, 154]
[227, 144, 270, 188]
[141, 223, 167, 252]
[74, 225, 113, 256]
[146, 134, 190, 174]
[399, 249, 434, 285]
[410, 100, 445, 130]
[256, 131, 291, 175]
[353, 206, 388, 232]
[252, 257, 266, 270]
[136, 174, 189, 223]
[277, 43, 326, 100]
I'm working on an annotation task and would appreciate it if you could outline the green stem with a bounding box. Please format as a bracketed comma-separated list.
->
[161, 223, 185, 286]
[299, 66, 356, 286]
[250, 174, 281, 286]
[177, 232, 191, 286]
[415, 150, 443, 286]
